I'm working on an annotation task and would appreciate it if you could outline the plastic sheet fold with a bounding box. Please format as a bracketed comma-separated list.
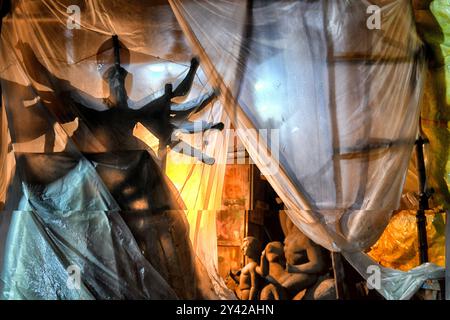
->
[2, 158, 179, 299]
[344, 251, 444, 300]
[0, 0, 231, 300]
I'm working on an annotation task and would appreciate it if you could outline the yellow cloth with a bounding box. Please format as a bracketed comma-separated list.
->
[368, 210, 445, 271]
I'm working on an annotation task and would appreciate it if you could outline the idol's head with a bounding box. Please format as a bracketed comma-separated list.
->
[241, 237, 260, 261]
[264, 242, 285, 265]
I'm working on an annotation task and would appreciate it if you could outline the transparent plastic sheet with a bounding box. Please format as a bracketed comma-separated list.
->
[170, 0, 446, 299]
[164, 106, 234, 298]
[343, 251, 444, 300]
[170, 0, 425, 252]
[1, 164, 180, 300]
[0, 0, 232, 299]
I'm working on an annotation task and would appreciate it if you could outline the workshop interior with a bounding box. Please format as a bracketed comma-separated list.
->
[0, 0, 449, 301]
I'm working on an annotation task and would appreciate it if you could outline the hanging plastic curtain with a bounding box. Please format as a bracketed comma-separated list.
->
[0, 0, 232, 299]
[170, 0, 427, 252]
[365, 0, 449, 273]
[170, 0, 448, 299]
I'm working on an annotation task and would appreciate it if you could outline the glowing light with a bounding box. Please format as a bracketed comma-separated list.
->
[259, 104, 269, 112]
[254, 81, 266, 91]
[148, 64, 166, 73]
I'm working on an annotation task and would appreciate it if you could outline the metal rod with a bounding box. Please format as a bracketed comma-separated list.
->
[112, 34, 120, 66]
[331, 252, 346, 300]
[415, 136, 430, 264]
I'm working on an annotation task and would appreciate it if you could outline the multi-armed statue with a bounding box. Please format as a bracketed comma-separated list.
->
[2, 35, 224, 299]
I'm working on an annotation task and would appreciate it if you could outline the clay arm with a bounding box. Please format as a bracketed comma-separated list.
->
[170, 90, 223, 136]
[249, 268, 258, 300]
[127, 89, 167, 110]
[135, 61, 222, 165]
[256, 250, 269, 278]
[135, 84, 172, 119]
[170, 90, 217, 120]
[172, 57, 200, 97]
[134, 58, 210, 122]
[129, 58, 200, 110]
[69, 90, 110, 111]
[169, 140, 215, 165]
[172, 120, 224, 134]
[286, 242, 325, 275]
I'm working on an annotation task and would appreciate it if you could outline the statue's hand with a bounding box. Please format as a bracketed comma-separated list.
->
[286, 263, 299, 273]
[286, 263, 293, 273]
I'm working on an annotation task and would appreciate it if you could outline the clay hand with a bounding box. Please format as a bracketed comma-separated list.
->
[286, 263, 293, 273]
[286, 263, 301, 273]
[261, 250, 266, 260]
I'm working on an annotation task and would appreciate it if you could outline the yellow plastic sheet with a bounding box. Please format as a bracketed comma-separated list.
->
[368, 210, 445, 271]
